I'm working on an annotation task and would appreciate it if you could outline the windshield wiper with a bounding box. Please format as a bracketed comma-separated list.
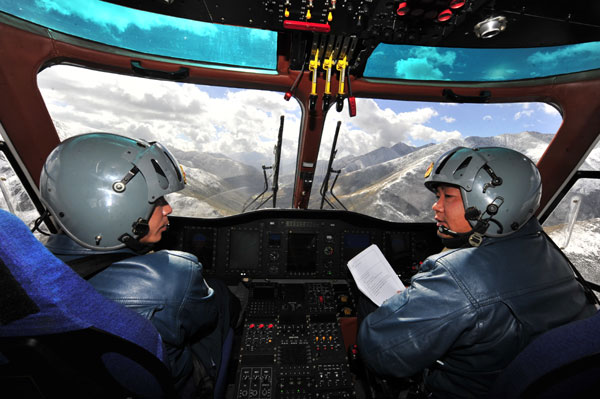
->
[0, 176, 15, 214]
[320, 121, 347, 210]
[271, 115, 284, 208]
[243, 116, 284, 212]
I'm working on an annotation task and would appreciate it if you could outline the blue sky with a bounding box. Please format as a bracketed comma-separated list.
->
[320, 98, 561, 157]
[397, 101, 561, 138]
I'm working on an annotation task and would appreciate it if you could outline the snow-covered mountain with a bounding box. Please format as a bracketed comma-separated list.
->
[1, 130, 599, 277]
[167, 149, 264, 216]
[546, 218, 600, 283]
[319, 132, 559, 222]
[336, 142, 431, 173]
[0, 154, 41, 234]
[3, 131, 599, 224]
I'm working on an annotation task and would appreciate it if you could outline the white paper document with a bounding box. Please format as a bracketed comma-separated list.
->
[347, 244, 405, 306]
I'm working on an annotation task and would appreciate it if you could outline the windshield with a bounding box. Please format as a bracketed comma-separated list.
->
[37, 64, 564, 222]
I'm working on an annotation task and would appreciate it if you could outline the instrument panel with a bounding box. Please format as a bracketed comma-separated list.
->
[235, 281, 357, 398]
[156, 209, 442, 398]
[157, 209, 442, 285]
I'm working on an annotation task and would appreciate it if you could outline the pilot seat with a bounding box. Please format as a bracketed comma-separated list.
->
[0, 208, 176, 398]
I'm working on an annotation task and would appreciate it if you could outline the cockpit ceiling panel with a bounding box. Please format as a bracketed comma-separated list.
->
[102, 0, 600, 48]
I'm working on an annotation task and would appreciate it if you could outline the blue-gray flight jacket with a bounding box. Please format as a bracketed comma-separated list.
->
[357, 218, 597, 398]
[46, 234, 219, 393]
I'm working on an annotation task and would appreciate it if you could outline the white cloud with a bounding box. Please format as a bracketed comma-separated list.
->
[37, 65, 301, 166]
[514, 110, 534, 120]
[321, 98, 463, 159]
[441, 116, 456, 123]
[483, 115, 493, 121]
[38, 65, 466, 169]
[342, 99, 441, 146]
[408, 126, 462, 143]
[538, 103, 560, 115]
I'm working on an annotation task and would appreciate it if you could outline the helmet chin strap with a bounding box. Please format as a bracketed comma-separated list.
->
[119, 215, 153, 253]
[117, 216, 154, 254]
[438, 198, 506, 248]
[118, 233, 153, 254]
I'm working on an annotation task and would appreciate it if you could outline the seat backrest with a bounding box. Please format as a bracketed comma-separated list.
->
[0, 209, 175, 398]
[488, 309, 600, 398]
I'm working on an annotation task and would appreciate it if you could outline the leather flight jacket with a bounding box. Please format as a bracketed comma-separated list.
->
[46, 234, 218, 392]
[357, 218, 597, 398]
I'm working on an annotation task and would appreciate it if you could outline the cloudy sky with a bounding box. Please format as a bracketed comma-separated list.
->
[37, 65, 562, 169]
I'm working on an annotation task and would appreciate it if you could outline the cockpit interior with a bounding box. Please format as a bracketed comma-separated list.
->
[1, 0, 600, 398]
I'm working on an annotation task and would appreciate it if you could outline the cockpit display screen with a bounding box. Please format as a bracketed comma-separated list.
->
[385, 232, 412, 267]
[252, 285, 276, 300]
[268, 232, 282, 247]
[287, 232, 317, 272]
[184, 228, 215, 270]
[229, 229, 260, 270]
[343, 232, 371, 262]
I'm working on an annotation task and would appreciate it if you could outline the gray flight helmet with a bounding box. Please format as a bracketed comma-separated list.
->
[40, 132, 186, 250]
[424, 146, 542, 237]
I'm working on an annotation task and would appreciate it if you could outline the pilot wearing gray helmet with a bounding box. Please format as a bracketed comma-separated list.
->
[41, 132, 237, 398]
[357, 146, 597, 398]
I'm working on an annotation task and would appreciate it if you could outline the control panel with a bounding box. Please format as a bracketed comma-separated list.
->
[158, 209, 442, 285]
[154, 209, 443, 398]
[235, 282, 356, 399]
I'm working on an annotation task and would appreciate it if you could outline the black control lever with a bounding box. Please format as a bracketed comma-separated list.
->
[322, 94, 332, 111]
[336, 95, 344, 112]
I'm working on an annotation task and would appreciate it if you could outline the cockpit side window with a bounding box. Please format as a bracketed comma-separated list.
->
[543, 141, 600, 285]
[0, 146, 50, 240]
